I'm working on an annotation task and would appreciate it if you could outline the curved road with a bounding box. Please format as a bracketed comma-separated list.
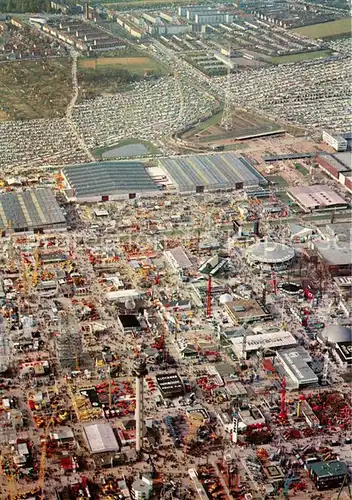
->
[66, 50, 95, 162]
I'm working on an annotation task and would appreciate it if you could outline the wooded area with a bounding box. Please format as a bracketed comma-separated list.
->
[0, 0, 52, 12]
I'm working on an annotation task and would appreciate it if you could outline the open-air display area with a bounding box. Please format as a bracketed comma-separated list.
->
[0, 0, 351, 498]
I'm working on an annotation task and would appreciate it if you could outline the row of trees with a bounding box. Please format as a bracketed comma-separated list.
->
[0, 0, 52, 13]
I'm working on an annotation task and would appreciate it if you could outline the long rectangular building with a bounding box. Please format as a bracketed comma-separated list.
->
[62, 161, 162, 203]
[0, 188, 66, 233]
[159, 153, 267, 194]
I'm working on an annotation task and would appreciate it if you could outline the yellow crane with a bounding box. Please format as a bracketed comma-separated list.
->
[0, 452, 18, 500]
[7, 220, 16, 272]
[32, 247, 40, 287]
[38, 405, 60, 500]
[21, 255, 29, 298]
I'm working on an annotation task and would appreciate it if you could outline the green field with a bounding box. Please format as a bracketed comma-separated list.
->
[266, 175, 288, 187]
[291, 18, 351, 39]
[78, 53, 168, 99]
[270, 49, 332, 64]
[192, 109, 224, 133]
[103, 0, 194, 7]
[93, 138, 160, 158]
[294, 163, 309, 176]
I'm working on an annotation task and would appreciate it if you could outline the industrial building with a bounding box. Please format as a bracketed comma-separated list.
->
[156, 372, 184, 398]
[287, 185, 348, 213]
[83, 423, 120, 454]
[230, 329, 296, 358]
[312, 240, 351, 276]
[62, 161, 162, 203]
[225, 298, 273, 324]
[246, 242, 295, 270]
[276, 347, 318, 389]
[164, 246, 194, 272]
[317, 153, 352, 192]
[159, 153, 268, 194]
[0, 188, 66, 234]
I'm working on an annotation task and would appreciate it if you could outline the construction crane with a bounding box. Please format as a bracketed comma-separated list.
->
[280, 475, 299, 498]
[337, 473, 352, 499]
[7, 220, 16, 272]
[271, 270, 278, 296]
[206, 275, 212, 318]
[1, 452, 18, 500]
[32, 247, 40, 287]
[38, 405, 60, 500]
[321, 350, 329, 386]
[21, 254, 30, 298]
[196, 209, 207, 257]
[240, 320, 251, 360]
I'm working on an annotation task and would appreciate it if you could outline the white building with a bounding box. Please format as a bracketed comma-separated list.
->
[230, 329, 297, 358]
[323, 130, 347, 152]
[276, 347, 318, 389]
[131, 475, 153, 500]
[164, 246, 193, 272]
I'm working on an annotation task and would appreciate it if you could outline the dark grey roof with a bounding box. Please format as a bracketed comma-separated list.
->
[63, 161, 160, 198]
[264, 153, 316, 162]
[159, 153, 267, 191]
[0, 189, 66, 231]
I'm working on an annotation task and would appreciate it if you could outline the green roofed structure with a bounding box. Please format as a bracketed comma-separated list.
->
[307, 460, 349, 490]
[0, 189, 66, 234]
[62, 161, 162, 203]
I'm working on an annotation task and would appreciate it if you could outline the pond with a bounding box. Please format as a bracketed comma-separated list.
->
[102, 143, 148, 158]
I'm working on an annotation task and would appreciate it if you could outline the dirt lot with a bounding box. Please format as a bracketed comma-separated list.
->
[79, 57, 151, 68]
[78, 56, 167, 75]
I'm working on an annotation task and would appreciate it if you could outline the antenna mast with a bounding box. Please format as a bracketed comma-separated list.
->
[322, 351, 329, 385]
[220, 45, 233, 131]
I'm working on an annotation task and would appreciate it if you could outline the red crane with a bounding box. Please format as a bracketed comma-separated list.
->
[206, 275, 212, 318]
[271, 270, 277, 295]
[279, 376, 288, 421]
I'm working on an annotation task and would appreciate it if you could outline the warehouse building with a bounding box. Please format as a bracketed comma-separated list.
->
[83, 423, 120, 454]
[288, 185, 348, 213]
[0, 188, 66, 234]
[317, 153, 352, 192]
[164, 246, 194, 272]
[312, 240, 351, 276]
[62, 161, 162, 203]
[230, 329, 296, 359]
[159, 153, 268, 194]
